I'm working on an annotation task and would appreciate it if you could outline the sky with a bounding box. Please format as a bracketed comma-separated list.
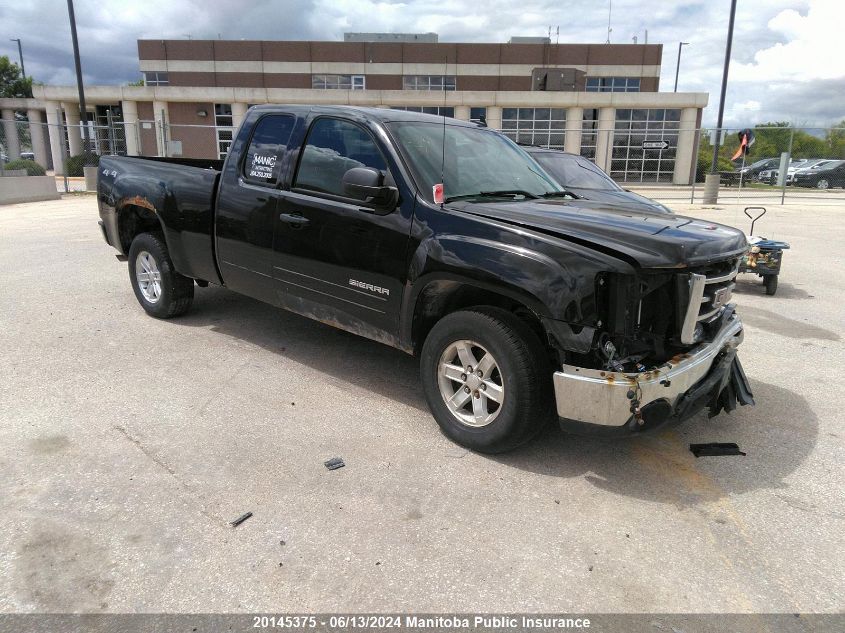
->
[0, 0, 843, 127]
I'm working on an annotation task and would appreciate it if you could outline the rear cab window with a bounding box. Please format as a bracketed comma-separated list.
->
[242, 115, 295, 186]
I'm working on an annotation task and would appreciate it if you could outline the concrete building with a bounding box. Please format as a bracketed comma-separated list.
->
[0, 34, 707, 183]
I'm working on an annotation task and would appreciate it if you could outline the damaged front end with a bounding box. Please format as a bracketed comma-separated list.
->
[551, 257, 755, 434]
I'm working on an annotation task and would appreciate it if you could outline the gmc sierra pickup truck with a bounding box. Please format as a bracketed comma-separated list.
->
[97, 105, 754, 453]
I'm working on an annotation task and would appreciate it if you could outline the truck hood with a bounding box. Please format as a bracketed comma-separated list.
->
[450, 199, 749, 268]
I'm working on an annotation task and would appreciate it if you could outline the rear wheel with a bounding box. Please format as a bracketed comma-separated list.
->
[764, 274, 778, 296]
[420, 307, 554, 453]
[128, 232, 194, 318]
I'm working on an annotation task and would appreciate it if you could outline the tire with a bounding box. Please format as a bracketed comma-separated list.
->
[420, 306, 554, 453]
[816, 179, 830, 189]
[128, 232, 194, 318]
[764, 274, 778, 296]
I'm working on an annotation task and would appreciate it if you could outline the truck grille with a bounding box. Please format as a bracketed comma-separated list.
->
[680, 258, 740, 344]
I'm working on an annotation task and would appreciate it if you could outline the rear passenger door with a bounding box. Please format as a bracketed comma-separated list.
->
[215, 114, 295, 304]
[272, 116, 411, 338]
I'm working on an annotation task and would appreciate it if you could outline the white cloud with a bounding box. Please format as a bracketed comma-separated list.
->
[732, 0, 845, 82]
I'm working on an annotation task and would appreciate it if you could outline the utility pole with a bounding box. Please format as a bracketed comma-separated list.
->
[9, 38, 25, 78]
[674, 42, 689, 92]
[710, 0, 738, 174]
[67, 0, 91, 165]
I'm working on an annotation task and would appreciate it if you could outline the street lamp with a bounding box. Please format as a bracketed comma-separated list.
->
[9, 38, 25, 78]
[673, 42, 689, 92]
[710, 0, 738, 175]
[66, 0, 91, 165]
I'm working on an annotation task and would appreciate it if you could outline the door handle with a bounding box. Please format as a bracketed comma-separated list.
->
[279, 213, 310, 227]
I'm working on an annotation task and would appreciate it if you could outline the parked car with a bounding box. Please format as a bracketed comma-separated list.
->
[759, 159, 810, 184]
[733, 157, 779, 181]
[97, 105, 754, 452]
[793, 160, 845, 189]
[522, 147, 671, 214]
[786, 159, 835, 184]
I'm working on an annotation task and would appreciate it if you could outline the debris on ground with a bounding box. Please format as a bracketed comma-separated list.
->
[690, 443, 746, 457]
[324, 457, 345, 470]
[229, 511, 253, 527]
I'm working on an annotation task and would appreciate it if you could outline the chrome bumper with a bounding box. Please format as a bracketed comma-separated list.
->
[553, 313, 744, 428]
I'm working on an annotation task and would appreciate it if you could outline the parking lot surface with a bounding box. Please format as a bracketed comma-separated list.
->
[0, 195, 842, 613]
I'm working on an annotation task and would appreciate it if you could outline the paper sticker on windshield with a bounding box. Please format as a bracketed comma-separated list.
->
[249, 153, 277, 180]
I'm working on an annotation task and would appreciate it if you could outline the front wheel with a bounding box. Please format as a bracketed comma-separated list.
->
[816, 179, 830, 189]
[128, 232, 194, 318]
[420, 307, 554, 453]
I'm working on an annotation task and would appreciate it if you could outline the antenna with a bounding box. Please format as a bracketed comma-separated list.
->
[606, 0, 612, 44]
[435, 54, 447, 205]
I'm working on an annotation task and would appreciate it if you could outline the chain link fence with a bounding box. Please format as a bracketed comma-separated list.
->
[3, 112, 844, 204]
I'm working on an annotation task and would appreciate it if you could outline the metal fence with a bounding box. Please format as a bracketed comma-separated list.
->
[3, 114, 844, 204]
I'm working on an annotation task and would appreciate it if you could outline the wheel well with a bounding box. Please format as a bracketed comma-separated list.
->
[117, 204, 162, 254]
[411, 281, 551, 358]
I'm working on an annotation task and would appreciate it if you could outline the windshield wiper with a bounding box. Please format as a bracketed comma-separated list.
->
[444, 190, 540, 203]
[541, 190, 580, 199]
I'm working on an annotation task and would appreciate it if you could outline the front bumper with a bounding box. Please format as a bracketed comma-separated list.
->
[553, 311, 752, 433]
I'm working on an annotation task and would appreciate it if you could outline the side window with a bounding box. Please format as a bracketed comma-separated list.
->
[242, 115, 295, 185]
[294, 118, 387, 197]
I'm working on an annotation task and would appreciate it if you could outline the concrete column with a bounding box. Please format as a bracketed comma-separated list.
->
[231, 102, 248, 131]
[564, 107, 583, 155]
[673, 107, 699, 185]
[486, 106, 502, 131]
[45, 102, 66, 175]
[152, 100, 169, 156]
[62, 102, 83, 157]
[2, 108, 22, 161]
[454, 105, 470, 121]
[595, 107, 616, 172]
[27, 109, 48, 168]
[121, 100, 140, 156]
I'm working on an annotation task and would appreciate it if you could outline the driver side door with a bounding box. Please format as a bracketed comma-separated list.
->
[272, 116, 412, 338]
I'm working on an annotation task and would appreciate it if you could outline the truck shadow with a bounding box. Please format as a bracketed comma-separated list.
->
[176, 285, 428, 412]
[178, 287, 817, 508]
[733, 277, 814, 300]
[495, 379, 818, 507]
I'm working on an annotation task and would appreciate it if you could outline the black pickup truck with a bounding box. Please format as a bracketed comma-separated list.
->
[97, 105, 754, 453]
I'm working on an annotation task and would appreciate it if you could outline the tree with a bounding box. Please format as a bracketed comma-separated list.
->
[826, 121, 845, 159]
[0, 55, 33, 98]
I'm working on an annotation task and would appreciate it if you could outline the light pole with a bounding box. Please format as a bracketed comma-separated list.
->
[66, 0, 90, 165]
[673, 42, 689, 92]
[9, 38, 25, 78]
[710, 0, 738, 174]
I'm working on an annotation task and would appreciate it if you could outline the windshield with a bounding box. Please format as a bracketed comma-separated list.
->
[531, 152, 622, 191]
[386, 122, 561, 202]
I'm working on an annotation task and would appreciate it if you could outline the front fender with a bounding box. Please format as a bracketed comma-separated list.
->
[401, 233, 630, 353]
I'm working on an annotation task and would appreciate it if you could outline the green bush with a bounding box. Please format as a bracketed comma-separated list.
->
[2, 159, 46, 176]
[65, 153, 100, 177]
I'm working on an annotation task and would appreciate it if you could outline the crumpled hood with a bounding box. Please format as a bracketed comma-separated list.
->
[565, 187, 671, 214]
[450, 199, 749, 268]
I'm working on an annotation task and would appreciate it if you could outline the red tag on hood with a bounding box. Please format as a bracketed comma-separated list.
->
[433, 183, 444, 204]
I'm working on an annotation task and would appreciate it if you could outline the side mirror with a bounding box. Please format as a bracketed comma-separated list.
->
[342, 167, 398, 211]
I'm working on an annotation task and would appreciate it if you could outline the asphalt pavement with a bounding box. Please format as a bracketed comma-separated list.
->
[0, 194, 842, 613]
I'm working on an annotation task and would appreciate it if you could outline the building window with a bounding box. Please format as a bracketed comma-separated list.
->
[585, 77, 641, 92]
[391, 106, 456, 118]
[215, 103, 234, 159]
[611, 108, 680, 183]
[143, 72, 169, 86]
[470, 107, 487, 124]
[580, 108, 600, 161]
[312, 74, 365, 90]
[403, 75, 456, 91]
[500, 108, 566, 149]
